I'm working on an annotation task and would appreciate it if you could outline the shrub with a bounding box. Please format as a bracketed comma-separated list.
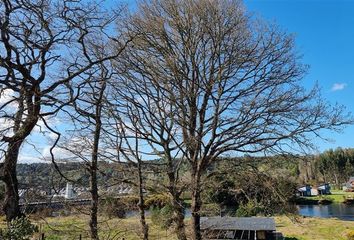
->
[200, 203, 221, 217]
[236, 200, 264, 217]
[145, 194, 171, 208]
[150, 204, 174, 229]
[100, 197, 127, 218]
[1, 217, 38, 240]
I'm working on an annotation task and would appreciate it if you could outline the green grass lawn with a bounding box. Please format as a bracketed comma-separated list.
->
[3, 215, 353, 240]
[302, 190, 354, 203]
[1, 214, 353, 239]
[33, 215, 179, 240]
[276, 216, 354, 240]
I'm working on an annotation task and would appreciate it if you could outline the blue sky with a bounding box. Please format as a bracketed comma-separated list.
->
[244, 0, 354, 152]
[118, 0, 354, 152]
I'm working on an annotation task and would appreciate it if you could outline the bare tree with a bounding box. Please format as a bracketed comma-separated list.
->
[117, 0, 352, 239]
[64, 65, 111, 240]
[109, 68, 188, 239]
[0, 0, 124, 222]
[54, 55, 127, 239]
[108, 116, 150, 240]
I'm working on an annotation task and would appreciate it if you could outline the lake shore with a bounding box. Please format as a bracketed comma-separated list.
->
[296, 190, 354, 205]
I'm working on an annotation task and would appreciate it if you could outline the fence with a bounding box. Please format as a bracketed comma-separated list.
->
[37, 233, 82, 240]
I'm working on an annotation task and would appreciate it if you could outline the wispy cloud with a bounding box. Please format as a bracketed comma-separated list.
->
[331, 83, 347, 91]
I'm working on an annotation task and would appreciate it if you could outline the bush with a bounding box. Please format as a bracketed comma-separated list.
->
[100, 197, 128, 218]
[150, 204, 174, 229]
[236, 200, 264, 217]
[1, 217, 38, 240]
[145, 194, 171, 209]
[200, 203, 221, 217]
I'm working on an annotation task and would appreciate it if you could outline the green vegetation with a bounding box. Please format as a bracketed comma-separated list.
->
[150, 204, 174, 229]
[300, 191, 354, 204]
[276, 216, 354, 240]
[314, 148, 354, 188]
[20, 216, 179, 240]
[0, 217, 38, 240]
[1, 215, 353, 240]
[202, 158, 298, 216]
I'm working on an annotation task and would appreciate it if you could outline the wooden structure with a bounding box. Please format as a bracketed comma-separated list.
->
[200, 217, 283, 240]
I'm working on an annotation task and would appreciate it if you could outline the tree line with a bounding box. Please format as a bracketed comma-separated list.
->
[0, 0, 352, 239]
[309, 148, 354, 188]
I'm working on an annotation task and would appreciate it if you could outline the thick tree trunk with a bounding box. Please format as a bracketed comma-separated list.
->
[190, 173, 202, 240]
[137, 161, 149, 240]
[2, 141, 24, 222]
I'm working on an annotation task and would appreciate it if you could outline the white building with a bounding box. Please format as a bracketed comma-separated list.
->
[65, 182, 76, 199]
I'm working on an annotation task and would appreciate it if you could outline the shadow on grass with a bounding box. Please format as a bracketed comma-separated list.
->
[284, 237, 299, 240]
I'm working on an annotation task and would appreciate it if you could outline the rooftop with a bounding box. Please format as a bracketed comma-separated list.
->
[200, 217, 276, 231]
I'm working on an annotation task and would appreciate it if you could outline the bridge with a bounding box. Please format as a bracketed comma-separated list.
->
[20, 198, 92, 213]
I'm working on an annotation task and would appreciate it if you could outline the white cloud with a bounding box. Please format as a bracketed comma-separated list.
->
[0, 89, 17, 108]
[41, 145, 75, 161]
[18, 155, 45, 164]
[0, 118, 13, 132]
[331, 83, 347, 91]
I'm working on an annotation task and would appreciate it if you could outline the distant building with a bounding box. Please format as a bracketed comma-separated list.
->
[200, 217, 283, 240]
[344, 177, 354, 191]
[317, 183, 331, 195]
[297, 183, 331, 197]
[297, 185, 312, 197]
[65, 183, 76, 199]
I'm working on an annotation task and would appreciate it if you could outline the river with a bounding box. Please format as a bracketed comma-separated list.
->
[298, 204, 354, 221]
[127, 204, 354, 221]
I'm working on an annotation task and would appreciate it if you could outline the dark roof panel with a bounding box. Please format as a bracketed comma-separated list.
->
[200, 217, 276, 231]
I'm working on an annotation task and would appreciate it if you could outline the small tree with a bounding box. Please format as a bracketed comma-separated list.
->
[1, 217, 38, 240]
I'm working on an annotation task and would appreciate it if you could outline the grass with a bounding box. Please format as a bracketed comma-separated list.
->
[276, 216, 354, 240]
[302, 190, 354, 203]
[1, 214, 353, 239]
[34, 215, 179, 240]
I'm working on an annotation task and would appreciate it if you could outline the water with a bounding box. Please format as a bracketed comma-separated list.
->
[298, 204, 354, 221]
[127, 204, 354, 221]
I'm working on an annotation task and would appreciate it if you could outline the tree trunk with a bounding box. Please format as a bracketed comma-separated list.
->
[172, 196, 187, 240]
[334, 173, 339, 190]
[167, 171, 187, 240]
[2, 141, 24, 222]
[190, 173, 202, 240]
[89, 164, 99, 240]
[137, 161, 149, 240]
[90, 110, 102, 240]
